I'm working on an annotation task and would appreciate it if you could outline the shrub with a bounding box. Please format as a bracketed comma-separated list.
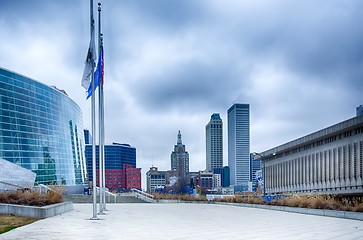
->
[352, 204, 363, 212]
[351, 197, 363, 212]
[310, 195, 327, 209]
[297, 197, 310, 208]
[285, 195, 302, 207]
[0, 187, 63, 206]
[150, 192, 362, 212]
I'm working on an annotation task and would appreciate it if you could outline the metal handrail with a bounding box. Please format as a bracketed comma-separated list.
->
[0, 180, 27, 190]
[131, 188, 154, 198]
[38, 184, 53, 193]
[95, 187, 117, 203]
[130, 188, 154, 203]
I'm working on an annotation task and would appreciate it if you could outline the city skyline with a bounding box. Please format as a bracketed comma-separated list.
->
[0, 1, 362, 186]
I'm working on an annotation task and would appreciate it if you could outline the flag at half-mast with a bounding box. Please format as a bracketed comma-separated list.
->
[87, 45, 104, 99]
[81, 29, 96, 90]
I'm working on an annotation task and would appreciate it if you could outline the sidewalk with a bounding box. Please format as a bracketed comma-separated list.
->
[1, 203, 363, 240]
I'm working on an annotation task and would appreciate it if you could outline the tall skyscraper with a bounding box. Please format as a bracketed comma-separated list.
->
[171, 131, 189, 182]
[228, 103, 250, 187]
[206, 113, 223, 172]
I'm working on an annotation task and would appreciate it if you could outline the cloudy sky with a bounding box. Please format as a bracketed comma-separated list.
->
[1, 0, 362, 187]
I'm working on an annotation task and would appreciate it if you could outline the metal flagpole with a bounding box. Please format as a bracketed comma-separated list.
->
[90, 0, 99, 220]
[99, 2, 107, 211]
[97, 2, 105, 215]
[101, 35, 107, 211]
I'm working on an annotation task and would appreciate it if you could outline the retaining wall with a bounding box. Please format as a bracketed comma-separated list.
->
[0, 202, 73, 219]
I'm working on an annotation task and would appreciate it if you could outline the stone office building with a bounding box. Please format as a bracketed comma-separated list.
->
[257, 108, 363, 195]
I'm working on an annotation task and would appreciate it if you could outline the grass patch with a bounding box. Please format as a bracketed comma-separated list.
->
[0, 214, 38, 234]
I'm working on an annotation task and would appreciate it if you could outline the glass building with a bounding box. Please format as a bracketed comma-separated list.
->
[85, 143, 136, 181]
[228, 103, 250, 187]
[0, 67, 87, 186]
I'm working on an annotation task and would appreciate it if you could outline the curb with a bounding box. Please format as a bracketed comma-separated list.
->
[213, 202, 363, 221]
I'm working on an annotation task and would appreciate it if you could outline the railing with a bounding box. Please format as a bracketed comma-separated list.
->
[95, 187, 117, 203]
[37, 184, 56, 194]
[130, 188, 154, 203]
[0, 180, 28, 192]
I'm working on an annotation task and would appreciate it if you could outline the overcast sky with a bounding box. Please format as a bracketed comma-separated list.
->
[1, 0, 362, 187]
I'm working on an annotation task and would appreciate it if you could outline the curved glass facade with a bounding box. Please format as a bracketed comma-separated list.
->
[0, 67, 86, 186]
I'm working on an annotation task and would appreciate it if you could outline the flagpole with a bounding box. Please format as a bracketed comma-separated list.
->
[97, 2, 105, 215]
[98, 1, 107, 211]
[101, 34, 107, 211]
[90, 0, 99, 220]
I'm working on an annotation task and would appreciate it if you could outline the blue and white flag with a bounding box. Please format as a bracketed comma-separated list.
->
[87, 46, 104, 99]
[81, 31, 96, 90]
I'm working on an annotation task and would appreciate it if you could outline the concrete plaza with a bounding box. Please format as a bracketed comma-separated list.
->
[1, 203, 362, 240]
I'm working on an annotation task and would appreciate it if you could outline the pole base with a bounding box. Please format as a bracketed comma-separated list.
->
[90, 216, 100, 220]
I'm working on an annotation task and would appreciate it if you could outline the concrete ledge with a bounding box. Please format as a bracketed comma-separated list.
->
[0, 202, 73, 219]
[213, 202, 363, 221]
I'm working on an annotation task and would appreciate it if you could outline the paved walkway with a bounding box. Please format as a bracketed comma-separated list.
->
[1, 203, 363, 240]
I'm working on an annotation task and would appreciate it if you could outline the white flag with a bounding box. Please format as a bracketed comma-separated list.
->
[81, 30, 96, 90]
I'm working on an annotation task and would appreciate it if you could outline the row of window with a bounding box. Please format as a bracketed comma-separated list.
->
[281, 126, 363, 157]
[267, 141, 363, 192]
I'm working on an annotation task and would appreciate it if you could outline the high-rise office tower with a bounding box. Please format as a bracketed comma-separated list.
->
[228, 103, 250, 187]
[206, 113, 223, 172]
[171, 131, 189, 181]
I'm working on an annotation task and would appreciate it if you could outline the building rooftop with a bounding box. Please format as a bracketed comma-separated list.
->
[261, 115, 363, 157]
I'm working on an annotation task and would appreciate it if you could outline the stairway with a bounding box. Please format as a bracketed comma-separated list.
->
[64, 194, 147, 203]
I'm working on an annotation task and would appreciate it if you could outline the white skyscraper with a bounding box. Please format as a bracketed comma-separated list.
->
[228, 103, 250, 187]
[206, 113, 223, 172]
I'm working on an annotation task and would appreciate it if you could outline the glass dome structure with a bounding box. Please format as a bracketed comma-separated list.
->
[0, 67, 87, 186]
